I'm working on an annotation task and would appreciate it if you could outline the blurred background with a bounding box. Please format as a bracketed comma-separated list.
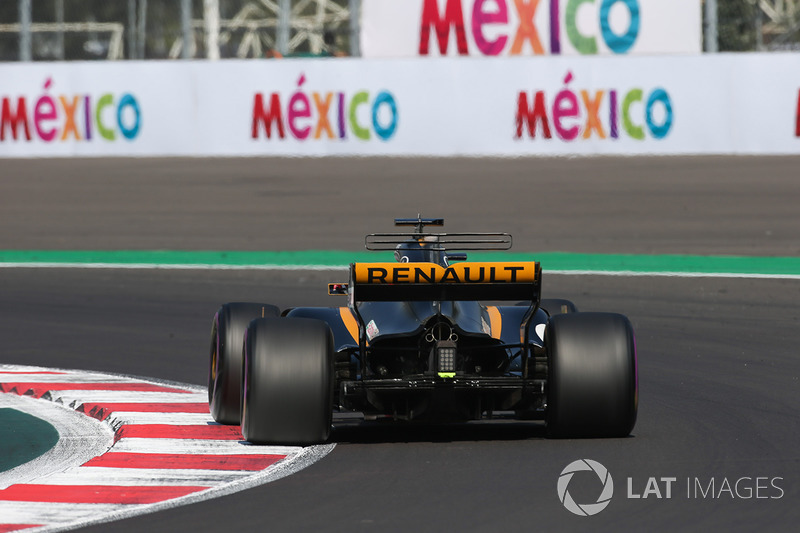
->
[1, 0, 357, 61]
[1, 0, 798, 63]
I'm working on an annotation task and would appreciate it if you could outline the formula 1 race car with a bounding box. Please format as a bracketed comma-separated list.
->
[207, 217, 637, 445]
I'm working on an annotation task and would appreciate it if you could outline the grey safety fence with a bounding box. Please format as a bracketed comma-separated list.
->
[1, 0, 359, 61]
[708, 0, 800, 51]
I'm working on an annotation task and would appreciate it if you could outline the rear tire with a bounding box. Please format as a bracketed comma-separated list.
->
[546, 313, 637, 438]
[208, 302, 279, 425]
[242, 317, 334, 445]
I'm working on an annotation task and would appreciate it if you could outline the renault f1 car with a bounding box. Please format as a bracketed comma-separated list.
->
[208, 217, 637, 445]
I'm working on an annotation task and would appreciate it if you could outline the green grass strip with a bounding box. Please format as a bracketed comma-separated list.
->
[0, 408, 60, 472]
[1, 250, 800, 277]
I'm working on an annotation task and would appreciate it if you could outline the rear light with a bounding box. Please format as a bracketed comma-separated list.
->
[433, 340, 457, 377]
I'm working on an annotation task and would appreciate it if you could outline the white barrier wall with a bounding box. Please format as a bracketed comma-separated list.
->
[361, 0, 702, 58]
[1, 55, 799, 158]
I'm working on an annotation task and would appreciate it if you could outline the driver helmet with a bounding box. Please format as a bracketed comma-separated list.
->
[394, 238, 443, 265]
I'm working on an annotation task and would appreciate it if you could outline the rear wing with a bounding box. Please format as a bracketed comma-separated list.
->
[347, 261, 541, 303]
[365, 233, 512, 252]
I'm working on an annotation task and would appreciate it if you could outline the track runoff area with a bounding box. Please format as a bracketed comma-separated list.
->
[1, 250, 797, 531]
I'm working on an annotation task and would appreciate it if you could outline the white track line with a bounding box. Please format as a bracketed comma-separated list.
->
[2, 261, 798, 279]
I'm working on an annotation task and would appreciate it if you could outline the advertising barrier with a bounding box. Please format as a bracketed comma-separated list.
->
[361, 0, 702, 58]
[1, 55, 799, 158]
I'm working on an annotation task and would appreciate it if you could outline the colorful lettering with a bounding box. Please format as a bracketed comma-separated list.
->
[83, 95, 92, 140]
[337, 93, 347, 139]
[313, 92, 334, 139]
[515, 91, 552, 139]
[645, 88, 672, 140]
[621, 88, 644, 140]
[117, 94, 140, 140]
[95, 94, 115, 141]
[609, 89, 618, 138]
[472, 0, 509, 55]
[510, 0, 545, 55]
[252, 93, 285, 139]
[59, 95, 81, 141]
[550, 0, 561, 54]
[252, 78, 399, 143]
[287, 74, 311, 140]
[566, 0, 597, 54]
[1, 78, 142, 144]
[581, 90, 606, 139]
[349, 91, 371, 141]
[417, 0, 641, 56]
[372, 91, 399, 141]
[34, 91, 58, 142]
[795, 89, 799, 138]
[553, 71, 580, 140]
[600, 0, 639, 54]
[515, 71, 673, 142]
[1, 97, 31, 141]
[419, 0, 469, 55]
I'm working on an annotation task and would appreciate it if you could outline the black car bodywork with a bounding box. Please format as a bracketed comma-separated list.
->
[288, 268, 548, 422]
[208, 217, 638, 444]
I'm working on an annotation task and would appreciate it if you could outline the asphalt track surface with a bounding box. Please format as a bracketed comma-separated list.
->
[1, 157, 799, 532]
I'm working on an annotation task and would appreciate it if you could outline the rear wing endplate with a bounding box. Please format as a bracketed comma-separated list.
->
[349, 262, 541, 303]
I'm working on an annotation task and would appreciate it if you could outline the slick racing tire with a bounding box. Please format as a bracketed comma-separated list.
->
[546, 313, 637, 438]
[209, 302, 279, 425]
[539, 298, 578, 316]
[241, 317, 334, 445]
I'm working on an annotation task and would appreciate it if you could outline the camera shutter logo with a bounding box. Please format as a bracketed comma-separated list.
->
[557, 459, 614, 516]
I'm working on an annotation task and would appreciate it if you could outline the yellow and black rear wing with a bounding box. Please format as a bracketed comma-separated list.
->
[343, 261, 541, 303]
